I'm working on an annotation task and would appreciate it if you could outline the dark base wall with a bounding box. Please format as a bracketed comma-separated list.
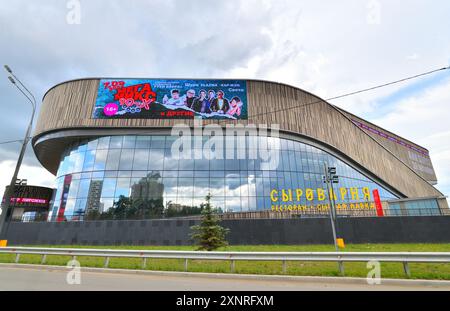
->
[5, 216, 450, 246]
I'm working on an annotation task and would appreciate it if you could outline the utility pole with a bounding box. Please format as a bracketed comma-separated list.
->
[323, 162, 344, 275]
[0, 65, 36, 240]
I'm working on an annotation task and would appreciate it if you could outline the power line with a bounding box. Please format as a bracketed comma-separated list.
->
[325, 66, 449, 102]
[0, 139, 25, 145]
[0, 137, 32, 145]
[220, 65, 450, 123]
[0, 66, 448, 145]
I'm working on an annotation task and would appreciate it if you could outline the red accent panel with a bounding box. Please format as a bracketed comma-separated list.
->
[373, 189, 384, 217]
[57, 174, 72, 222]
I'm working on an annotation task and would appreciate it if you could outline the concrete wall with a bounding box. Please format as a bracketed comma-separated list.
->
[5, 216, 450, 246]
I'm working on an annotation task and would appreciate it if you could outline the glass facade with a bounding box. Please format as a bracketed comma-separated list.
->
[49, 135, 399, 221]
[388, 199, 441, 216]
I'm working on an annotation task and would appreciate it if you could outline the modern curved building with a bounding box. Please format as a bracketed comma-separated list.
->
[32, 78, 448, 222]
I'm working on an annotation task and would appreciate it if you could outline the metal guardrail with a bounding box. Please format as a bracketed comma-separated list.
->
[1, 247, 449, 277]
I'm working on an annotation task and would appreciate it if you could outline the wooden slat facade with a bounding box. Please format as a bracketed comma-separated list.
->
[34, 78, 443, 199]
[339, 109, 437, 183]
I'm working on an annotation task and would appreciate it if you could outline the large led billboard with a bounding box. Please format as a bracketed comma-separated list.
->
[93, 79, 248, 120]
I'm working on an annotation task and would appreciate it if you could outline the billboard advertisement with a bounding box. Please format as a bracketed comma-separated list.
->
[93, 79, 248, 120]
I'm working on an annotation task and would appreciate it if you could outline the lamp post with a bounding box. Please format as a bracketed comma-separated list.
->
[323, 163, 338, 248]
[0, 65, 36, 239]
[323, 162, 344, 275]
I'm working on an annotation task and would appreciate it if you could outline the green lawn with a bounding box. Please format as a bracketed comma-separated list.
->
[1, 243, 449, 280]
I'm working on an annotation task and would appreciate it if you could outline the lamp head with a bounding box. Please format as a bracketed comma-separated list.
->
[4, 65, 12, 73]
[8, 76, 15, 84]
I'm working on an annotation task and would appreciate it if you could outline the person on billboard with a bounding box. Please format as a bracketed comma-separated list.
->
[210, 90, 229, 114]
[208, 90, 216, 103]
[184, 89, 196, 109]
[192, 89, 211, 113]
[162, 89, 185, 107]
[227, 96, 242, 117]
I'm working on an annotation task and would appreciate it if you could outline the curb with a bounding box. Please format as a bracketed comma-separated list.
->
[1, 263, 450, 288]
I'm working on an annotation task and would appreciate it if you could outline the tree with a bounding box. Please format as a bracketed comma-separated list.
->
[190, 194, 230, 251]
[84, 209, 100, 221]
[105, 195, 133, 219]
[165, 203, 204, 218]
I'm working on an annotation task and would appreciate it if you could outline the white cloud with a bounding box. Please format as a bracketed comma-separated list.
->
[372, 78, 450, 144]
[407, 53, 420, 61]
[372, 77, 450, 197]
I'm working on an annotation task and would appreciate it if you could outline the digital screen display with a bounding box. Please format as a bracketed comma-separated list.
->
[93, 79, 248, 120]
[10, 198, 48, 204]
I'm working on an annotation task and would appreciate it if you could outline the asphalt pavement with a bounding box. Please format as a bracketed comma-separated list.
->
[0, 265, 449, 291]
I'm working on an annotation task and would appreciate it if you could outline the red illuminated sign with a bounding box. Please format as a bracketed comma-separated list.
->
[113, 82, 157, 103]
[10, 197, 48, 204]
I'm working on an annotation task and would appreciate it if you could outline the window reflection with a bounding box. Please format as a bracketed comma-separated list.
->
[109, 136, 123, 149]
[97, 137, 110, 149]
[87, 139, 98, 151]
[149, 149, 164, 170]
[101, 178, 116, 198]
[115, 178, 131, 198]
[119, 149, 134, 170]
[136, 136, 150, 149]
[94, 149, 108, 171]
[83, 150, 95, 172]
[78, 179, 91, 198]
[53, 134, 400, 220]
[133, 149, 149, 170]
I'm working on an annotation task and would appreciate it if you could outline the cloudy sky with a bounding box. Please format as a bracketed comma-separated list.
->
[0, 0, 449, 201]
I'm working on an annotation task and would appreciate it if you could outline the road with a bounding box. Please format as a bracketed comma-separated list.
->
[0, 265, 449, 291]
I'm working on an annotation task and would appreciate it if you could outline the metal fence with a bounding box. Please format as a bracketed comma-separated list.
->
[12, 207, 449, 223]
[1, 246, 449, 277]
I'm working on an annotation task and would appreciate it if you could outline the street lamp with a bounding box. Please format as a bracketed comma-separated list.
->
[323, 164, 339, 248]
[323, 162, 344, 275]
[0, 65, 36, 239]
